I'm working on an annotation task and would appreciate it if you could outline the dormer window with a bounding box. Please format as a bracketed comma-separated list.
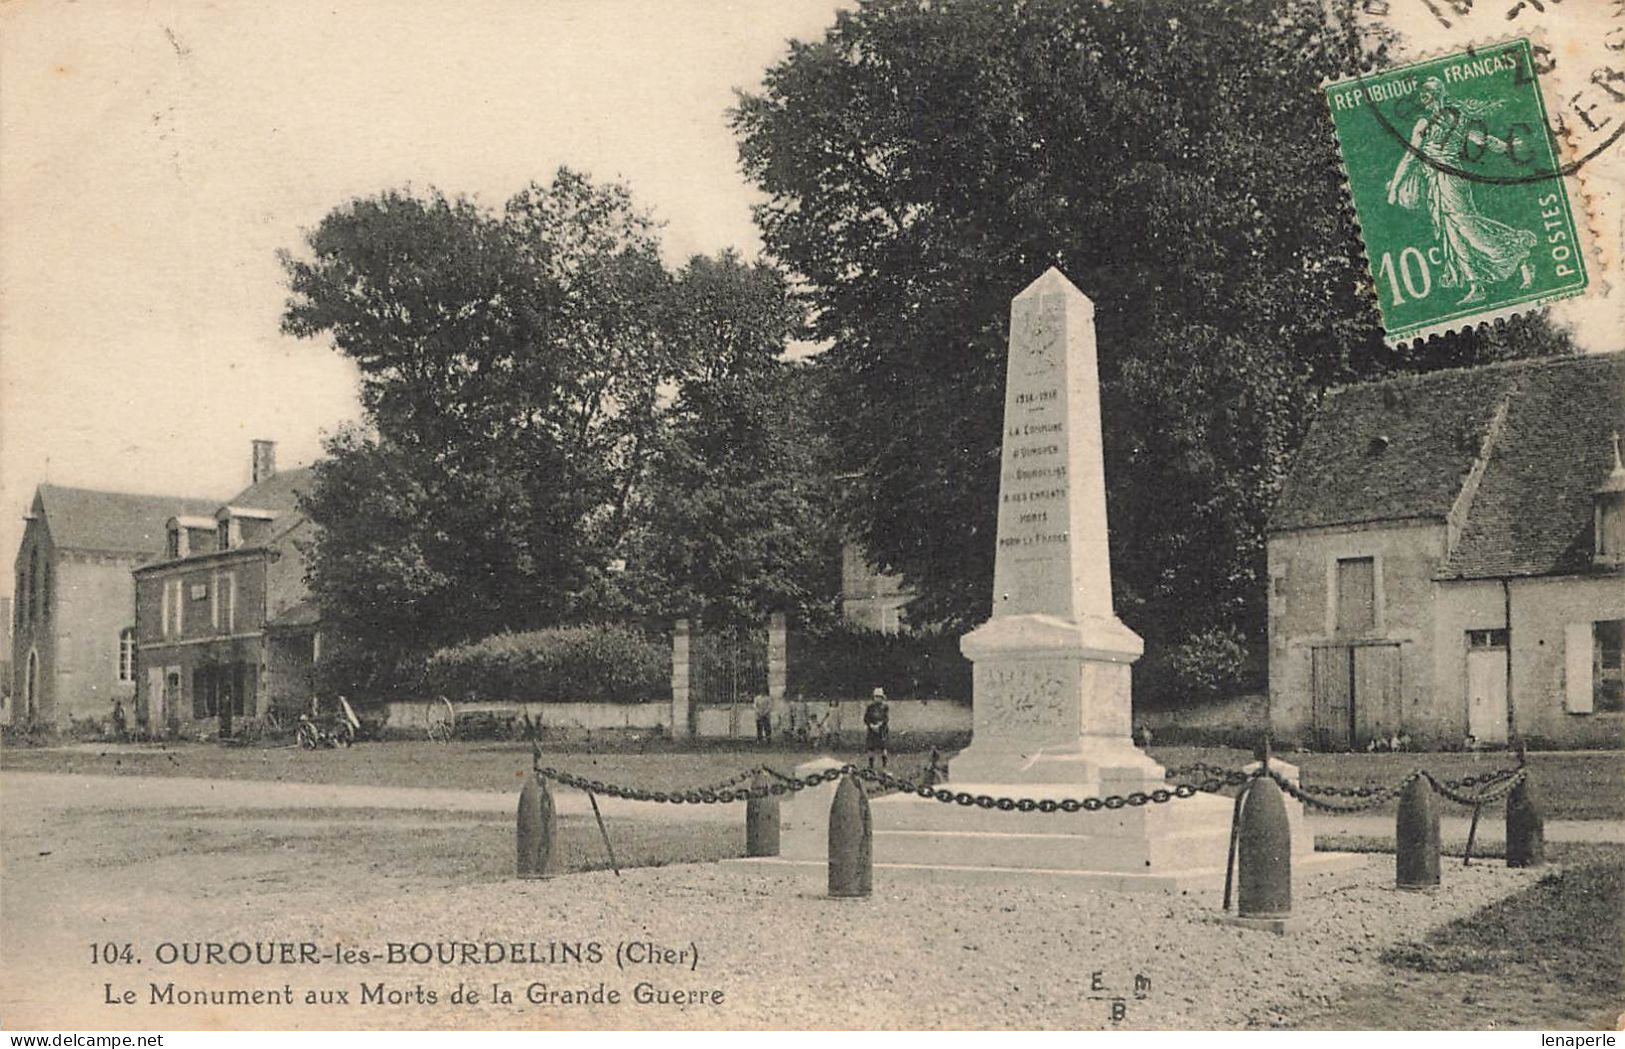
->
[217, 506, 274, 548]
[165, 520, 189, 559]
[1595, 432, 1625, 565]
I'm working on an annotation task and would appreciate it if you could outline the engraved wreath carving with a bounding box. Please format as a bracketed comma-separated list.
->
[980, 665, 1067, 727]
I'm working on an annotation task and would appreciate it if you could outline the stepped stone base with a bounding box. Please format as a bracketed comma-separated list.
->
[734, 757, 1362, 895]
[722, 852, 1366, 895]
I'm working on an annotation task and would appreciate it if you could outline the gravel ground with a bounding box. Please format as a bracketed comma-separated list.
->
[214, 856, 1545, 1030]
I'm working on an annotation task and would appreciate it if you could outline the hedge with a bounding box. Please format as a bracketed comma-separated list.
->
[425, 624, 669, 704]
[787, 624, 971, 701]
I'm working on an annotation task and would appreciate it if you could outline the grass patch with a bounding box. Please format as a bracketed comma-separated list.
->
[0, 740, 944, 796]
[5, 740, 1618, 819]
[1288, 844, 1625, 1030]
[1150, 746, 1623, 821]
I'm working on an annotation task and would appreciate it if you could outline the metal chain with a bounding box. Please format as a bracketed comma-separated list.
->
[532, 759, 1530, 813]
[532, 763, 845, 804]
[1164, 763, 1253, 789]
[1271, 769, 1421, 813]
[855, 766, 1203, 811]
[532, 761, 1209, 812]
[1421, 768, 1528, 807]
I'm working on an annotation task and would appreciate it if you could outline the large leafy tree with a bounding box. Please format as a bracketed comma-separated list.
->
[282, 171, 676, 691]
[619, 252, 842, 630]
[732, 0, 1572, 656]
[282, 173, 835, 692]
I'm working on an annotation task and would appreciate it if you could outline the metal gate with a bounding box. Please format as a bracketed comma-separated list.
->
[690, 627, 768, 730]
[1311, 642, 1402, 750]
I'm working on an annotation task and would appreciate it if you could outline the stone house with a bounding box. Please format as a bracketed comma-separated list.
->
[0, 597, 12, 724]
[133, 447, 318, 737]
[10, 485, 221, 731]
[1268, 352, 1625, 749]
[839, 542, 913, 634]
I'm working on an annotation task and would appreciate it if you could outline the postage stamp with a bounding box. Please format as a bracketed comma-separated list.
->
[1324, 38, 1589, 345]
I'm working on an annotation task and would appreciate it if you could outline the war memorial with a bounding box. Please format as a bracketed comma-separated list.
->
[741, 269, 1359, 891]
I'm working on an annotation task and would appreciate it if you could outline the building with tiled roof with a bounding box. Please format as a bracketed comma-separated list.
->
[132, 446, 321, 737]
[1267, 352, 1625, 749]
[10, 484, 223, 729]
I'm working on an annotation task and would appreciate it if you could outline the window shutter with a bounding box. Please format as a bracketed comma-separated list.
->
[1565, 623, 1594, 713]
[160, 582, 170, 639]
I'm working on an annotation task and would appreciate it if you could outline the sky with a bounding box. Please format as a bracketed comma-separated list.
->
[1, 1, 1619, 602]
[0, 0, 848, 594]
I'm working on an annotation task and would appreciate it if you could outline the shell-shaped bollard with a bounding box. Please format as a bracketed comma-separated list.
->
[828, 773, 872, 898]
[746, 771, 781, 857]
[1506, 776, 1545, 869]
[1237, 775, 1292, 919]
[517, 774, 557, 879]
[1396, 775, 1441, 889]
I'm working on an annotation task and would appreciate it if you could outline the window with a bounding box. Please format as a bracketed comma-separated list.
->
[191, 664, 246, 719]
[192, 666, 214, 718]
[1335, 557, 1376, 636]
[1566, 620, 1625, 714]
[15, 569, 25, 629]
[211, 573, 235, 632]
[167, 527, 181, 560]
[118, 628, 136, 683]
[1598, 620, 1624, 713]
[217, 520, 231, 552]
[1467, 629, 1509, 649]
[28, 547, 38, 623]
[165, 580, 185, 636]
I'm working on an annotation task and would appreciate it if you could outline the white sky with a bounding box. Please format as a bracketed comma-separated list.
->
[0, 0, 847, 593]
[1, 2, 1619, 601]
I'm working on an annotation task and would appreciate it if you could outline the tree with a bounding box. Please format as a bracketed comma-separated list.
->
[282, 170, 679, 689]
[282, 174, 839, 693]
[732, 0, 1573, 652]
[617, 252, 843, 631]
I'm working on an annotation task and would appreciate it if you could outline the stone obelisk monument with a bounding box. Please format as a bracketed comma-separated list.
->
[749, 268, 1355, 891]
[949, 267, 1170, 792]
[950, 268, 1161, 790]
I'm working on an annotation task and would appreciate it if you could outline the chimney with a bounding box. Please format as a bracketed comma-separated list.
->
[251, 440, 277, 485]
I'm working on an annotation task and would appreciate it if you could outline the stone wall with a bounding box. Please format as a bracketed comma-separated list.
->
[1505, 573, 1625, 747]
[47, 553, 142, 730]
[381, 698, 672, 735]
[695, 697, 971, 740]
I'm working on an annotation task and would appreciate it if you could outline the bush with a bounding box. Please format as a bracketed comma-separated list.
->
[1137, 625, 1256, 709]
[788, 624, 971, 701]
[425, 624, 669, 705]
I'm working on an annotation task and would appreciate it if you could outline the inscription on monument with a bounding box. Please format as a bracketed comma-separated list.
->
[993, 293, 1074, 612]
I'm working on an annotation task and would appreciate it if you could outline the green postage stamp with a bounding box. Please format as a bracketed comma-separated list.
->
[1324, 38, 1588, 345]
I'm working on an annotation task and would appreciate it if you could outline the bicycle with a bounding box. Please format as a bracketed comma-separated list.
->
[426, 696, 456, 743]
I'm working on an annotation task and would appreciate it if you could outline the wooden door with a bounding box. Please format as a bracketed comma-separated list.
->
[1353, 644, 1402, 745]
[142, 667, 162, 730]
[1311, 645, 1353, 749]
[1466, 647, 1509, 744]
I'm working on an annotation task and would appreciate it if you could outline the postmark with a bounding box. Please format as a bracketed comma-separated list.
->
[1325, 38, 1589, 344]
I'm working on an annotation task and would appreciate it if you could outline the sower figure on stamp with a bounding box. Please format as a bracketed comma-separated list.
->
[1386, 76, 1537, 306]
[864, 687, 890, 771]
